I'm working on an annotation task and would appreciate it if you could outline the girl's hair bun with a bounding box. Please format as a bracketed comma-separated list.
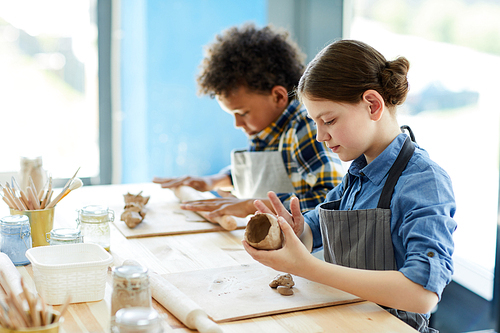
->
[379, 57, 410, 106]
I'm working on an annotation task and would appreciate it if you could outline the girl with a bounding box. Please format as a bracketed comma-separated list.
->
[242, 40, 456, 333]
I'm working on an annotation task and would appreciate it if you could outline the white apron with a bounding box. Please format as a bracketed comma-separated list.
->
[231, 130, 295, 199]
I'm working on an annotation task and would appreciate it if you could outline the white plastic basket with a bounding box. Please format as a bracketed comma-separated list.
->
[25, 243, 113, 305]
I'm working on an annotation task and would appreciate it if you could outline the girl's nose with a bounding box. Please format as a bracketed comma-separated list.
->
[315, 125, 330, 142]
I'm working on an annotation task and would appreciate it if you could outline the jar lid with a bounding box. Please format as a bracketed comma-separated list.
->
[115, 307, 162, 328]
[50, 228, 82, 240]
[80, 205, 109, 216]
[113, 265, 149, 279]
[0, 215, 29, 226]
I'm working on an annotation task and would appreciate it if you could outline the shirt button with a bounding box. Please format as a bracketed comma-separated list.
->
[427, 251, 435, 258]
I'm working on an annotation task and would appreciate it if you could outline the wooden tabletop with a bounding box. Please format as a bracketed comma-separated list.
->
[2, 183, 417, 332]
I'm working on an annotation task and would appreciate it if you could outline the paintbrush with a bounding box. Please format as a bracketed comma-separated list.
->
[46, 167, 80, 209]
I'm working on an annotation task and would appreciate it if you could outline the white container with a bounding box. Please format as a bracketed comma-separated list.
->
[25, 243, 113, 305]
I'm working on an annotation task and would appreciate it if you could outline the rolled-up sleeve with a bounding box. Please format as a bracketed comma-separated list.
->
[395, 164, 457, 300]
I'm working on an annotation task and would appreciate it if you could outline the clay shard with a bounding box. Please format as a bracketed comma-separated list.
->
[244, 213, 283, 250]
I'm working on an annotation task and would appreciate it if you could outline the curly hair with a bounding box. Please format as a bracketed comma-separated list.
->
[197, 23, 306, 97]
[297, 39, 410, 110]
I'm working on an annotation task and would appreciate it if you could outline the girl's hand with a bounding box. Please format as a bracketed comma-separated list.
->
[254, 191, 305, 237]
[242, 216, 311, 275]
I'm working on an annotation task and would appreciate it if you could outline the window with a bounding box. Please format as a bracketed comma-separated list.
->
[0, 0, 99, 182]
[348, 0, 500, 300]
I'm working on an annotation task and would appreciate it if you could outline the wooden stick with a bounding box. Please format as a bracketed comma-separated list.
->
[3, 185, 23, 211]
[0, 271, 30, 327]
[1, 193, 15, 209]
[40, 295, 47, 326]
[0, 303, 12, 329]
[21, 278, 39, 327]
[29, 176, 39, 200]
[40, 176, 52, 209]
[7, 307, 21, 329]
[27, 186, 40, 210]
[19, 190, 33, 210]
[53, 294, 71, 323]
[37, 176, 50, 201]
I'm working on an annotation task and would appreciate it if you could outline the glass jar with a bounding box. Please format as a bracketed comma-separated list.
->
[77, 205, 114, 251]
[113, 307, 164, 333]
[0, 215, 32, 265]
[111, 265, 152, 318]
[46, 228, 83, 245]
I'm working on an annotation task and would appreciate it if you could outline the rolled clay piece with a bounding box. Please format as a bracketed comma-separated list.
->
[244, 213, 283, 250]
[277, 286, 294, 296]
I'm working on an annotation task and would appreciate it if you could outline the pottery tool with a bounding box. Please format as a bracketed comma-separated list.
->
[0, 253, 23, 297]
[173, 186, 238, 231]
[46, 167, 81, 209]
[121, 259, 222, 333]
[40, 176, 53, 209]
[3, 183, 25, 211]
[58, 177, 83, 202]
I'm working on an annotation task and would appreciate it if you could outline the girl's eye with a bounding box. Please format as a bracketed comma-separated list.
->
[324, 119, 335, 125]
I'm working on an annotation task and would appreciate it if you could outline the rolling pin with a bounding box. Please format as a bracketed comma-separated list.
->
[122, 259, 222, 333]
[173, 186, 237, 231]
[0, 252, 23, 297]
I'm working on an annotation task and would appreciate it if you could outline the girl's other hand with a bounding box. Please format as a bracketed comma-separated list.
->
[253, 191, 305, 237]
[242, 216, 311, 275]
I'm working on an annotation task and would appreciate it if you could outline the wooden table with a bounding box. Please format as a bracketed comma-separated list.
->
[1, 183, 417, 332]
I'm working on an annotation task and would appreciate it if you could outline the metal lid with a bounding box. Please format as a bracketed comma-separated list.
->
[0, 215, 29, 226]
[80, 205, 109, 216]
[113, 265, 149, 279]
[115, 307, 161, 328]
[49, 228, 82, 240]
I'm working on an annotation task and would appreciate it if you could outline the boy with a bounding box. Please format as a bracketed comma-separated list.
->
[153, 23, 343, 219]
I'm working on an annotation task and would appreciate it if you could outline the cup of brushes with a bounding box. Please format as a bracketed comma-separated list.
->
[1, 169, 83, 247]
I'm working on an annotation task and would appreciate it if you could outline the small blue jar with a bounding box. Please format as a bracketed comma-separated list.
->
[0, 215, 32, 265]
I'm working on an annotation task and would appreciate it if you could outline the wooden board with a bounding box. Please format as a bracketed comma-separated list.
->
[162, 263, 363, 323]
[111, 186, 247, 238]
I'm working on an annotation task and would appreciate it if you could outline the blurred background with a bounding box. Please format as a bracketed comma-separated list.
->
[1, 0, 499, 331]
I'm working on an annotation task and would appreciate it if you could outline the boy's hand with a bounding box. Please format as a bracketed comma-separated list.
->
[242, 216, 311, 275]
[180, 198, 255, 218]
[254, 191, 305, 237]
[152, 176, 214, 192]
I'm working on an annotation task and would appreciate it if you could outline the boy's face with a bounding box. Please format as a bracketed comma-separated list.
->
[217, 86, 285, 136]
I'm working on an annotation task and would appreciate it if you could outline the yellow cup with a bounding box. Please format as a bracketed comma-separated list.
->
[0, 309, 61, 333]
[10, 208, 55, 247]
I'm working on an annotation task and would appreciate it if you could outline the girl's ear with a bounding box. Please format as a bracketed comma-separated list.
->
[271, 85, 289, 108]
[362, 90, 385, 121]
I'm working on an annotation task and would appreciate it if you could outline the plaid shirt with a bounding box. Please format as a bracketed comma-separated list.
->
[241, 99, 344, 212]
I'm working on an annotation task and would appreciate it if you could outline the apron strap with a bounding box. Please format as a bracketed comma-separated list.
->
[377, 136, 415, 209]
[400, 125, 416, 143]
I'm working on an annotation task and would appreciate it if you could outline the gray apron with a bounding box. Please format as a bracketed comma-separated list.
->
[318, 135, 438, 333]
[231, 130, 295, 200]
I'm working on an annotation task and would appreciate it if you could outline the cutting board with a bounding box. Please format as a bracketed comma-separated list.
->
[162, 263, 363, 322]
[111, 188, 247, 238]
